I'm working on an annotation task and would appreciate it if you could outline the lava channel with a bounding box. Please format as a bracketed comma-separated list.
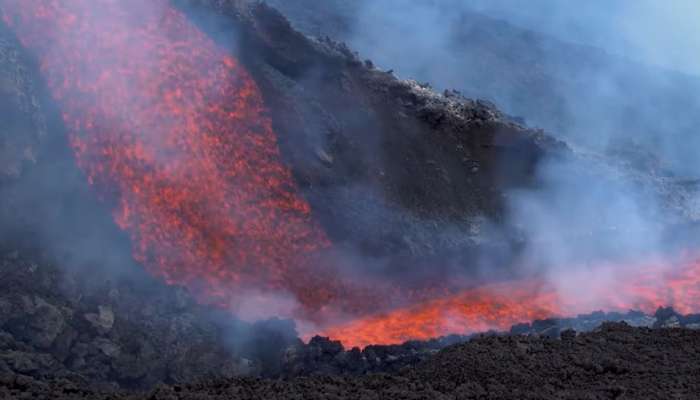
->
[0, 0, 350, 318]
[323, 256, 700, 348]
[4, 0, 700, 349]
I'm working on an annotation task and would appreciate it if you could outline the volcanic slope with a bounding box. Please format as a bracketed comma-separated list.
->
[0, 0, 567, 390]
[265, 0, 700, 177]
[176, 0, 700, 345]
[0, 0, 700, 395]
[0, 0, 573, 342]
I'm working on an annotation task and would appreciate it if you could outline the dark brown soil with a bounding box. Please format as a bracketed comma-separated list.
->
[3, 323, 700, 399]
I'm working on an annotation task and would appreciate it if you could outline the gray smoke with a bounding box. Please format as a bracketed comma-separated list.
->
[468, 0, 700, 75]
[267, 0, 700, 311]
[270, 0, 700, 175]
[2, 0, 698, 341]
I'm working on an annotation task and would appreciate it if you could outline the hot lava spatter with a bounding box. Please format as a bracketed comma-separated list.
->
[323, 257, 700, 348]
[3, 0, 700, 349]
[0, 0, 340, 315]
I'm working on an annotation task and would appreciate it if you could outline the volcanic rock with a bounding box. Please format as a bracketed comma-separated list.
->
[84, 306, 115, 334]
[173, 0, 570, 264]
[0, 250, 256, 389]
[4, 324, 700, 399]
[268, 0, 700, 179]
[4, 295, 66, 350]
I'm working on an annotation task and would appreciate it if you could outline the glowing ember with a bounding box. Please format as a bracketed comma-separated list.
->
[323, 257, 700, 348]
[0, 0, 341, 316]
[3, 0, 700, 350]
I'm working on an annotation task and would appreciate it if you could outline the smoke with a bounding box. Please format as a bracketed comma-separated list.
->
[0, 13, 136, 281]
[464, 0, 700, 177]
[1, 0, 698, 348]
[267, 0, 700, 313]
[272, 0, 700, 175]
[339, 0, 700, 76]
[468, 0, 700, 75]
[0, 0, 320, 366]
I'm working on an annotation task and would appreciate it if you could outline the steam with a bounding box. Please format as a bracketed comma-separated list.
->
[2, 0, 699, 349]
[0, 0, 304, 356]
[272, 0, 700, 175]
[270, 0, 700, 313]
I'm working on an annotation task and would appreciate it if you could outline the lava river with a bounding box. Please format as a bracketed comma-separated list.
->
[323, 256, 700, 347]
[0, 0, 346, 317]
[3, 0, 700, 349]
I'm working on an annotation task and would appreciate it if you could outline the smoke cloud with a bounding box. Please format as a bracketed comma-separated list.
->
[272, 0, 700, 174]
[468, 0, 700, 75]
[268, 0, 700, 313]
[2, 0, 699, 347]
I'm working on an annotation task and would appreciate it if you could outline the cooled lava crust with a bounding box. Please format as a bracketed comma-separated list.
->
[3, 323, 700, 399]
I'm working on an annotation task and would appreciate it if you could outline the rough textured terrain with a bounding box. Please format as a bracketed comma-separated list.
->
[0, 3, 563, 392]
[265, 0, 700, 177]
[3, 323, 700, 399]
[176, 0, 572, 261]
[0, 1, 699, 399]
[2, 247, 698, 393]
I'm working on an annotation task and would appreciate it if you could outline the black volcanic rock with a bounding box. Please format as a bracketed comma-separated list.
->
[176, 0, 700, 264]
[4, 324, 700, 399]
[174, 0, 568, 263]
[0, 250, 254, 389]
[265, 0, 700, 178]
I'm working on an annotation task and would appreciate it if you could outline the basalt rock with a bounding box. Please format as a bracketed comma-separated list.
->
[0, 250, 255, 389]
[277, 308, 700, 379]
[172, 0, 700, 269]
[174, 0, 568, 264]
[4, 324, 700, 399]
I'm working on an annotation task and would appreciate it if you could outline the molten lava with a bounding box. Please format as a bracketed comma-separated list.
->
[4, 0, 700, 350]
[323, 257, 700, 348]
[0, 0, 341, 315]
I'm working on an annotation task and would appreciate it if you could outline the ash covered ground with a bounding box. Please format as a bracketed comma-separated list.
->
[1, 0, 700, 399]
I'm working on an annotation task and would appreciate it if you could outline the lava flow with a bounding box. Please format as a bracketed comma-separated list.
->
[323, 256, 700, 348]
[0, 0, 345, 316]
[3, 0, 700, 350]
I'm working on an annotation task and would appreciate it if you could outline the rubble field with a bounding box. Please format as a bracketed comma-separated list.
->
[2, 323, 700, 399]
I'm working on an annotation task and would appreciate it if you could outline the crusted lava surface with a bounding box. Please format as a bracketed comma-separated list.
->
[3, 323, 700, 399]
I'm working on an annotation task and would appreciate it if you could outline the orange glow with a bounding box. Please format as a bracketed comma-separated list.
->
[0, 0, 342, 316]
[4, 0, 700, 350]
[323, 257, 700, 348]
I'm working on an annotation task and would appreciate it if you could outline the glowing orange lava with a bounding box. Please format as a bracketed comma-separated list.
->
[0, 0, 342, 316]
[4, 0, 700, 350]
[323, 257, 700, 348]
